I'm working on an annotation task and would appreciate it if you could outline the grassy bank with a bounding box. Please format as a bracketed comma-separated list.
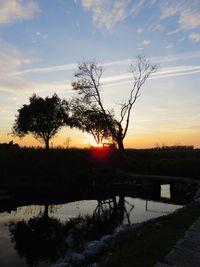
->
[98, 202, 200, 267]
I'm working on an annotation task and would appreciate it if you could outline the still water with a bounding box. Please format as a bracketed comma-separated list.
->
[0, 185, 183, 267]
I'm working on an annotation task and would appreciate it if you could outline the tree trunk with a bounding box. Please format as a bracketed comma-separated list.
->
[43, 204, 49, 218]
[116, 138, 124, 151]
[114, 122, 125, 151]
[44, 139, 49, 150]
[118, 195, 125, 223]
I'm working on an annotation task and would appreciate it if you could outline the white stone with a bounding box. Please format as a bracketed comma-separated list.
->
[83, 249, 94, 258]
[154, 262, 171, 267]
[100, 234, 112, 244]
[71, 252, 85, 265]
[193, 187, 200, 200]
[51, 263, 70, 267]
[85, 240, 103, 254]
[115, 224, 130, 233]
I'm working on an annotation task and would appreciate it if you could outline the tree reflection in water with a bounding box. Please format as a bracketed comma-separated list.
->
[9, 206, 68, 266]
[9, 195, 134, 266]
[93, 196, 134, 227]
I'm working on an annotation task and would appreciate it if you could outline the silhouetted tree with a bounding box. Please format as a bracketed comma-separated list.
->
[72, 56, 157, 150]
[71, 99, 115, 146]
[12, 93, 69, 149]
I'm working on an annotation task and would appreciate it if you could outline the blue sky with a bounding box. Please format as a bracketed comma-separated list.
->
[0, 0, 200, 148]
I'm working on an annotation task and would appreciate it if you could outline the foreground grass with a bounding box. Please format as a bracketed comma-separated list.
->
[98, 202, 200, 267]
[0, 147, 200, 191]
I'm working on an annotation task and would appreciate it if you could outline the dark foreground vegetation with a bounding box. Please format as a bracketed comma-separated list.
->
[0, 146, 200, 267]
[97, 202, 200, 267]
[0, 146, 200, 193]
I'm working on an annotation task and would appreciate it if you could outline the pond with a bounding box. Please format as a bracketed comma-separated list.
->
[0, 184, 195, 267]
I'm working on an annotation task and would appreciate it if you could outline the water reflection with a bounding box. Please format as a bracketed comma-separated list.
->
[94, 196, 134, 225]
[0, 181, 197, 267]
[9, 206, 67, 266]
[8, 196, 135, 266]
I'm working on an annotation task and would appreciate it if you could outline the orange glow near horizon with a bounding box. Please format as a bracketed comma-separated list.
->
[84, 133, 110, 148]
[94, 143, 104, 148]
[0, 127, 200, 149]
[124, 130, 200, 149]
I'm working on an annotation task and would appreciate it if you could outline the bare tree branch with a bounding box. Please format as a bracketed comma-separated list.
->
[72, 56, 157, 150]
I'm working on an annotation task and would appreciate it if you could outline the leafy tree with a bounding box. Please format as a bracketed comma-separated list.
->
[72, 56, 157, 150]
[12, 94, 69, 149]
[71, 99, 114, 146]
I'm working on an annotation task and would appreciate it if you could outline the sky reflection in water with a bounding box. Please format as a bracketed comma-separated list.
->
[0, 186, 182, 267]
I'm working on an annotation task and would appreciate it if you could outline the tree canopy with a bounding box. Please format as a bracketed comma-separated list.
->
[71, 99, 114, 146]
[12, 94, 69, 149]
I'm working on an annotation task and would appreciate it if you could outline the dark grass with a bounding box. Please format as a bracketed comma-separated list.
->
[119, 148, 200, 178]
[98, 202, 200, 267]
[0, 148, 94, 187]
[0, 147, 200, 191]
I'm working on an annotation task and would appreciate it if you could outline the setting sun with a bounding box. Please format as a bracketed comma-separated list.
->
[84, 133, 110, 148]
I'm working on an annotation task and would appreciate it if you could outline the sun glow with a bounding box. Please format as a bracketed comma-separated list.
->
[95, 142, 103, 148]
[90, 145, 112, 159]
[84, 133, 111, 148]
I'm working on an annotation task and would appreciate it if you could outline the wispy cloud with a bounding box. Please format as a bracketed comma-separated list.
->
[82, 0, 200, 40]
[165, 44, 174, 49]
[102, 64, 200, 88]
[104, 51, 200, 68]
[160, 2, 176, 19]
[32, 31, 47, 44]
[152, 24, 163, 31]
[15, 63, 77, 76]
[137, 27, 143, 34]
[2, 47, 200, 95]
[0, 39, 76, 79]
[0, 39, 74, 94]
[152, 65, 200, 79]
[179, 9, 200, 30]
[189, 32, 200, 43]
[0, 0, 38, 25]
[0, 39, 31, 80]
[142, 39, 152, 46]
[145, 19, 164, 32]
[160, 0, 200, 30]
[153, 51, 200, 64]
[179, 37, 185, 42]
[1, 63, 200, 105]
[0, 78, 72, 94]
[167, 28, 180, 36]
[82, 0, 146, 31]
[6, 50, 200, 78]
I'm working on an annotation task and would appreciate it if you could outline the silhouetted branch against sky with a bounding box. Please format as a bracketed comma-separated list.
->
[72, 56, 157, 150]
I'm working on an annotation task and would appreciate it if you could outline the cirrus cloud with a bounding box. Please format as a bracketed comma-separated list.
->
[82, 0, 146, 31]
[0, 0, 38, 25]
[189, 32, 200, 43]
[160, 0, 200, 30]
[0, 39, 31, 80]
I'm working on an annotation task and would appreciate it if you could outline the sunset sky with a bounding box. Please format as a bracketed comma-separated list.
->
[0, 0, 200, 148]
